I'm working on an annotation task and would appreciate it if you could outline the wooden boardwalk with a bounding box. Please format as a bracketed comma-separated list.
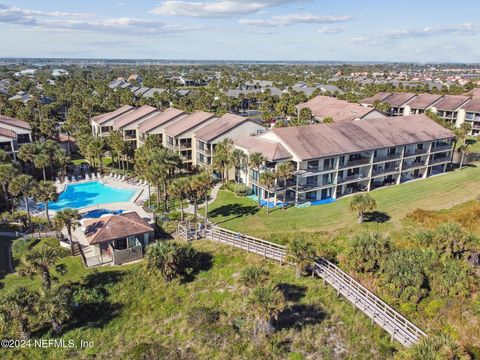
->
[178, 223, 426, 347]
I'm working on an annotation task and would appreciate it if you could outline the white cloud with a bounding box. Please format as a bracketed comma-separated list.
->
[0, 3, 205, 36]
[150, 0, 302, 18]
[350, 22, 480, 45]
[239, 13, 351, 28]
[317, 26, 346, 34]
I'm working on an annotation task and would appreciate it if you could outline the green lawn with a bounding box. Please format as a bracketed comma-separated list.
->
[208, 164, 480, 239]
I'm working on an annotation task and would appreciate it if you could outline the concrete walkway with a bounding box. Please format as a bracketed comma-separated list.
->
[185, 183, 222, 214]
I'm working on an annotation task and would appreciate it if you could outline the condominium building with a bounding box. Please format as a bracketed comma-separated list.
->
[463, 98, 480, 136]
[163, 111, 218, 170]
[235, 115, 455, 205]
[360, 92, 475, 132]
[91, 105, 135, 137]
[194, 113, 265, 166]
[110, 105, 159, 144]
[136, 108, 187, 147]
[0, 115, 32, 160]
[296, 95, 385, 123]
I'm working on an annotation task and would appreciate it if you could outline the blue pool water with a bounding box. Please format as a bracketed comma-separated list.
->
[82, 209, 124, 219]
[47, 181, 136, 210]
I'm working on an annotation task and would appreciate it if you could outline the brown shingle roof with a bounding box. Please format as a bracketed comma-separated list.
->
[0, 115, 31, 130]
[359, 92, 392, 106]
[463, 98, 480, 113]
[83, 212, 153, 245]
[296, 95, 379, 123]
[235, 136, 292, 161]
[164, 111, 217, 137]
[270, 115, 455, 161]
[406, 94, 443, 110]
[137, 108, 186, 133]
[91, 105, 134, 125]
[0, 128, 17, 139]
[382, 92, 416, 107]
[113, 105, 158, 129]
[194, 113, 254, 142]
[434, 95, 470, 111]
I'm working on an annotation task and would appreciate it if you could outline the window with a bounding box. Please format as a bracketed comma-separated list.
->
[323, 158, 334, 170]
[306, 176, 318, 186]
[167, 136, 174, 145]
[307, 160, 319, 170]
[466, 112, 474, 121]
[387, 147, 396, 155]
[306, 191, 317, 200]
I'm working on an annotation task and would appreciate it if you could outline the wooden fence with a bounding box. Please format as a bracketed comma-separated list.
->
[178, 223, 426, 347]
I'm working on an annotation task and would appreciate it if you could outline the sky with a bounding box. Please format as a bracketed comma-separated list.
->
[0, 0, 479, 62]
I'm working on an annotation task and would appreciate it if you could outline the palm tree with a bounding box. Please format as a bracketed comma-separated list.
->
[231, 149, 247, 183]
[9, 174, 37, 226]
[458, 144, 470, 170]
[89, 137, 106, 174]
[0, 286, 38, 339]
[187, 175, 204, 220]
[196, 171, 214, 223]
[275, 162, 294, 210]
[349, 193, 377, 223]
[34, 151, 50, 181]
[169, 178, 190, 221]
[259, 171, 276, 214]
[17, 143, 37, 175]
[213, 138, 234, 184]
[34, 181, 58, 227]
[248, 152, 265, 207]
[286, 239, 317, 277]
[0, 163, 19, 210]
[247, 284, 286, 338]
[55, 151, 70, 182]
[19, 245, 60, 291]
[53, 208, 81, 255]
[40, 285, 72, 335]
[109, 130, 126, 170]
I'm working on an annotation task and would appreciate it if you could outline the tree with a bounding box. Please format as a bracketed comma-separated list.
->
[275, 162, 294, 210]
[34, 150, 50, 181]
[458, 144, 470, 170]
[10, 174, 37, 226]
[55, 151, 70, 182]
[286, 239, 317, 277]
[298, 107, 313, 123]
[213, 138, 234, 184]
[349, 193, 377, 223]
[169, 178, 190, 221]
[53, 208, 81, 255]
[247, 284, 286, 338]
[346, 232, 393, 273]
[19, 245, 60, 291]
[40, 285, 72, 335]
[0, 286, 38, 339]
[248, 152, 265, 207]
[259, 171, 276, 214]
[109, 130, 126, 170]
[431, 222, 475, 259]
[34, 181, 58, 227]
[231, 149, 247, 183]
[0, 163, 19, 210]
[196, 171, 214, 223]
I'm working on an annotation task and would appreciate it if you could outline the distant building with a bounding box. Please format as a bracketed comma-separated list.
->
[52, 69, 69, 77]
[0, 115, 32, 160]
[360, 92, 477, 134]
[14, 69, 36, 78]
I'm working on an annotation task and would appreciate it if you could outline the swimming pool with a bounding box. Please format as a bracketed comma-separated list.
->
[47, 181, 137, 210]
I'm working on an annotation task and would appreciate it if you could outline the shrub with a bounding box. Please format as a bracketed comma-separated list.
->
[234, 184, 251, 197]
[187, 306, 221, 327]
[161, 221, 179, 236]
[345, 232, 393, 273]
[239, 266, 269, 288]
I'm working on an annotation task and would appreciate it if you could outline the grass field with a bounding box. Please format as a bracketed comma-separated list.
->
[1, 238, 395, 359]
[208, 164, 480, 239]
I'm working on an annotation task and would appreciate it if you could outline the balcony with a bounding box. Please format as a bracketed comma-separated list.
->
[337, 173, 368, 184]
[431, 144, 453, 153]
[403, 148, 428, 157]
[373, 153, 401, 163]
[339, 157, 371, 169]
[430, 157, 450, 165]
[180, 142, 192, 150]
[403, 161, 426, 170]
[371, 167, 399, 177]
[197, 146, 211, 154]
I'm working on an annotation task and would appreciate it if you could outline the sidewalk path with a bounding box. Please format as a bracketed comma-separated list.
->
[185, 183, 222, 214]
